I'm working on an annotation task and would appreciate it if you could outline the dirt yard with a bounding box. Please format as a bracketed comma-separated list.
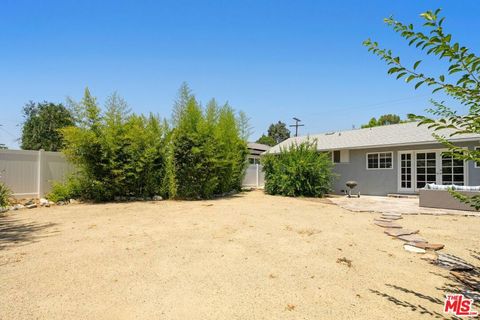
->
[1, 190, 479, 319]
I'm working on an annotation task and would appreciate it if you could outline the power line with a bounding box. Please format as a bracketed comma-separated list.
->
[0, 124, 17, 139]
[289, 117, 304, 137]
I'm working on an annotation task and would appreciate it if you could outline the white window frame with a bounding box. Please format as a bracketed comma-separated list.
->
[366, 151, 393, 170]
[475, 146, 480, 168]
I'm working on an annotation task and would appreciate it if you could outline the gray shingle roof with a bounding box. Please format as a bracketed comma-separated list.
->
[248, 142, 271, 151]
[266, 122, 480, 154]
[248, 142, 271, 156]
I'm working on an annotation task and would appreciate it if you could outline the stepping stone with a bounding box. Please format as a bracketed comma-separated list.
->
[384, 228, 419, 237]
[406, 242, 444, 251]
[383, 212, 402, 217]
[421, 251, 439, 262]
[433, 253, 475, 271]
[374, 217, 393, 223]
[397, 234, 427, 242]
[404, 244, 426, 254]
[381, 215, 402, 220]
[374, 221, 402, 228]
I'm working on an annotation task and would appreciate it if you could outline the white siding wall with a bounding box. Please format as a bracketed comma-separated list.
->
[0, 149, 73, 198]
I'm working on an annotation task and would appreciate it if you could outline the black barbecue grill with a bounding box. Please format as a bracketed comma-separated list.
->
[345, 180, 360, 198]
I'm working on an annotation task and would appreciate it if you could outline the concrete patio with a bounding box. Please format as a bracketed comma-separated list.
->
[329, 195, 480, 217]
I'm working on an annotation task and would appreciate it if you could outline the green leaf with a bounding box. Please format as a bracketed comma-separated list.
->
[413, 60, 422, 70]
[415, 81, 425, 89]
[387, 67, 399, 74]
[449, 68, 462, 74]
[405, 75, 415, 83]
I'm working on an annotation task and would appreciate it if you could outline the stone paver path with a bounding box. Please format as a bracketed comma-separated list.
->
[381, 215, 402, 220]
[374, 221, 402, 228]
[370, 209, 478, 299]
[330, 195, 480, 216]
[384, 228, 419, 237]
[326, 194, 479, 299]
[397, 234, 427, 243]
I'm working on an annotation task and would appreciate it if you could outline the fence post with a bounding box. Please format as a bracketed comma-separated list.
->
[37, 149, 44, 198]
[256, 163, 259, 188]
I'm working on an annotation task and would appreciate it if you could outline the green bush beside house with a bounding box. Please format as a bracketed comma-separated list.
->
[262, 140, 335, 197]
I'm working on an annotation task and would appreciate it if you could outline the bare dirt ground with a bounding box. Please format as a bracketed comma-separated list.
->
[1, 190, 479, 319]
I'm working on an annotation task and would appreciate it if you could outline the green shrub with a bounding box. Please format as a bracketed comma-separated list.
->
[171, 93, 247, 199]
[262, 140, 334, 197]
[46, 176, 82, 203]
[60, 89, 170, 202]
[0, 181, 11, 208]
[57, 84, 248, 202]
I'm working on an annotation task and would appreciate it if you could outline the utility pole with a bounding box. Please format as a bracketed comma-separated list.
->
[289, 117, 304, 137]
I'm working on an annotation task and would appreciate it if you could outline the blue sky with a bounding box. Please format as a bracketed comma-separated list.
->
[1, 1, 479, 148]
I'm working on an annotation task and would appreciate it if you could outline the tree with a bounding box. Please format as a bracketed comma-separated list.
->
[255, 121, 291, 146]
[172, 94, 248, 199]
[237, 111, 253, 141]
[268, 121, 291, 144]
[171, 82, 193, 126]
[50, 84, 248, 202]
[361, 114, 402, 128]
[59, 89, 170, 201]
[21, 101, 74, 151]
[256, 134, 276, 146]
[364, 9, 480, 209]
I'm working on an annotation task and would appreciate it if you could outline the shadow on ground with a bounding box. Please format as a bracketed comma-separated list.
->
[369, 284, 448, 319]
[370, 249, 480, 319]
[0, 215, 57, 250]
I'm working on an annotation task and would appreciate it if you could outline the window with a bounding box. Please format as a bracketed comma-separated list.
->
[475, 147, 480, 168]
[332, 150, 341, 163]
[441, 152, 464, 186]
[331, 150, 349, 163]
[366, 152, 393, 169]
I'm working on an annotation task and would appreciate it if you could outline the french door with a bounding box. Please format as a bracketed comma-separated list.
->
[399, 152, 414, 192]
[441, 153, 465, 186]
[398, 150, 466, 193]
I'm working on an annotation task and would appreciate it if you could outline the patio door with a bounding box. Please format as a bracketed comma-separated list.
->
[397, 150, 466, 193]
[398, 152, 414, 192]
[440, 152, 465, 186]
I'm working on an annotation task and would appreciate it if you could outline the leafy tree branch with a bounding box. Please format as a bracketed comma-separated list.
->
[364, 8, 480, 210]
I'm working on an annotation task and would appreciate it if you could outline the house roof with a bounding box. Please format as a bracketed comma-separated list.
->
[248, 142, 271, 156]
[266, 121, 480, 154]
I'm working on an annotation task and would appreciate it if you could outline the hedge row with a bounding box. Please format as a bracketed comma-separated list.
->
[49, 85, 248, 202]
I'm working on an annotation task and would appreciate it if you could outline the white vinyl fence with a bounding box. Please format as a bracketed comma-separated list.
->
[0, 149, 73, 198]
[242, 164, 265, 188]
